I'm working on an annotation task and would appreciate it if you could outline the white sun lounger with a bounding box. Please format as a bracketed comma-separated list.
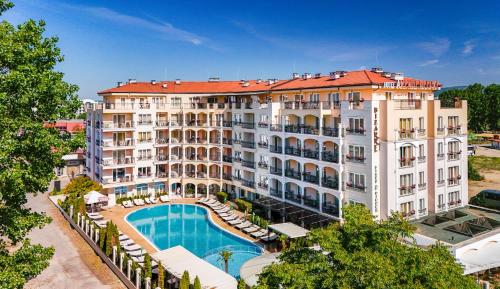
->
[260, 232, 278, 242]
[124, 244, 142, 251]
[197, 198, 209, 203]
[133, 199, 144, 206]
[144, 198, 152, 204]
[94, 220, 108, 228]
[251, 229, 269, 238]
[128, 249, 145, 257]
[236, 221, 252, 229]
[150, 196, 158, 204]
[119, 234, 130, 241]
[204, 199, 217, 205]
[215, 207, 230, 214]
[211, 204, 225, 210]
[87, 214, 104, 221]
[228, 218, 244, 225]
[243, 225, 261, 233]
[123, 200, 134, 208]
[131, 256, 145, 263]
[222, 214, 239, 221]
[160, 195, 170, 203]
[87, 212, 101, 217]
[120, 239, 134, 246]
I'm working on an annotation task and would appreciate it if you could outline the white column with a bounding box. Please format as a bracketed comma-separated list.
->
[194, 184, 198, 199]
[77, 213, 81, 227]
[95, 229, 100, 243]
[69, 205, 74, 220]
[85, 219, 90, 235]
[90, 225, 94, 241]
[127, 260, 132, 280]
[112, 246, 117, 264]
[119, 252, 124, 271]
[145, 277, 151, 289]
[135, 268, 141, 289]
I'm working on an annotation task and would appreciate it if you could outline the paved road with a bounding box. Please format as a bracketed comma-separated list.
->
[24, 193, 125, 289]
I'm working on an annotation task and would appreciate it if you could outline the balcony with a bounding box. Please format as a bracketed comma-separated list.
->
[102, 121, 135, 130]
[137, 172, 152, 179]
[156, 172, 168, 179]
[437, 153, 445, 160]
[303, 197, 319, 209]
[155, 155, 169, 162]
[399, 185, 416, 196]
[398, 129, 415, 140]
[241, 179, 255, 189]
[448, 151, 461, 161]
[448, 176, 461, 186]
[303, 149, 319, 160]
[138, 120, 153, 126]
[303, 173, 319, 185]
[346, 154, 366, 164]
[285, 146, 301, 157]
[284, 125, 300, 133]
[102, 175, 134, 184]
[285, 169, 301, 180]
[401, 210, 416, 218]
[102, 157, 135, 166]
[322, 203, 339, 216]
[284, 101, 299, 110]
[222, 155, 232, 163]
[322, 127, 339, 137]
[222, 121, 232, 128]
[156, 138, 169, 145]
[270, 166, 282, 176]
[437, 179, 445, 187]
[418, 183, 427, 190]
[222, 138, 233, 145]
[301, 126, 319, 135]
[345, 127, 365, 135]
[222, 173, 232, 181]
[322, 151, 339, 163]
[137, 138, 152, 144]
[346, 182, 366, 192]
[241, 141, 256, 149]
[258, 122, 269, 128]
[394, 99, 421, 110]
[257, 182, 268, 189]
[322, 177, 339, 190]
[258, 161, 268, 169]
[285, 191, 302, 203]
[448, 199, 463, 208]
[102, 139, 134, 148]
[270, 188, 283, 198]
[137, 155, 153, 161]
[257, 141, 268, 148]
[138, 103, 151, 109]
[270, 145, 283, 154]
[241, 122, 255, 129]
[241, 160, 255, 169]
[104, 103, 134, 110]
[155, 121, 169, 128]
[399, 157, 415, 168]
[270, 124, 283, 132]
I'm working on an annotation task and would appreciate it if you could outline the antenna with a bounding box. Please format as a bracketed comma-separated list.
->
[375, 51, 379, 66]
[164, 68, 168, 81]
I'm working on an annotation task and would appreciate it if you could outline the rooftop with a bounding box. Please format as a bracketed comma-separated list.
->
[412, 206, 500, 246]
[98, 70, 441, 95]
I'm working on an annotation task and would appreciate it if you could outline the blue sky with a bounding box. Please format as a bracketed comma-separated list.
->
[3, 0, 500, 99]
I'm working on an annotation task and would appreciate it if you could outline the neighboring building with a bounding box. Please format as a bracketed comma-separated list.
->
[48, 148, 86, 192]
[85, 68, 468, 220]
[77, 98, 97, 116]
[45, 119, 85, 134]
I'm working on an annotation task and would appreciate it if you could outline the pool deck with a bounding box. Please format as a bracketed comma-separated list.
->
[100, 198, 258, 255]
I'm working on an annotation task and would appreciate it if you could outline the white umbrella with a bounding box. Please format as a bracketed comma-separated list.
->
[84, 190, 108, 204]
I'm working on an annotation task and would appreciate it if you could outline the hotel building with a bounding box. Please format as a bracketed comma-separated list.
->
[85, 68, 468, 220]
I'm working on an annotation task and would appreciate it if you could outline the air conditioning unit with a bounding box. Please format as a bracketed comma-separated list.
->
[117, 81, 123, 87]
[292, 73, 300, 79]
[208, 77, 220, 82]
[371, 67, 383, 73]
[256, 79, 262, 83]
[314, 73, 322, 78]
[161, 83, 168, 88]
[329, 71, 341, 79]
[267, 79, 276, 85]
[128, 78, 136, 84]
[391, 73, 404, 81]
[302, 73, 312, 80]
[175, 79, 181, 85]
[383, 72, 392, 78]
[241, 81, 250, 87]
[151, 80, 157, 85]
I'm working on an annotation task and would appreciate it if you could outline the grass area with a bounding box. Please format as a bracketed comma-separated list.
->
[470, 156, 500, 171]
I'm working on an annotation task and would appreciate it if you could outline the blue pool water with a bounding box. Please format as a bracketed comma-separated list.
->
[126, 204, 262, 278]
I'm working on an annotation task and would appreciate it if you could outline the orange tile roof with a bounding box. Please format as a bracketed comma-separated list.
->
[98, 70, 441, 94]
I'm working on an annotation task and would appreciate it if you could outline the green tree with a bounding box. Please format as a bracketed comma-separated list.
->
[193, 276, 201, 289]
[144, 253, 152, 279]
[65, 129, 86, 152]
[62, 176, 102, 198]
[238, 278, 247, 289]
[157, 261, 165, 289]
[255, 205, 478, 289]
[179, 270, 190, 289]
[0, 1, 80, 287]
[218, 250, 233, 273]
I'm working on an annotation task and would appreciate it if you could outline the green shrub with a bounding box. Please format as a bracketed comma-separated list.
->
[63, 176, 102, 198]
[157, 261, 165, 289]
[235, 199, 252, 213]
[216, 191, 228, 203]
[468, 158, 484, 181]
[180, 270, 190, 289]
[144, 253, 152, 278]
[193, 276, 201, 289]
[238, 278, 246, 289]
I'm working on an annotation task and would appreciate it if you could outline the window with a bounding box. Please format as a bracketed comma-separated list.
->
[114, 186, 128, 198]
[448, 116, 459, 128]
[348, 145, 365, 161]
[136, 183, 148, 195]
[419, 144, 425, 159]
[348, 172, 365, 190]
[399, 118, 413, 138]
[310, 93, 320, 102]
[448, 166, 460, 185]
[329, 93, 340, 106]
[138, 149, 151, 160]
[448, 191, 460, 205]
[437, 116, 444, 131]
[419, 92, 426, 99]
[419, 198, 426, 212]
[138, 132, 151, 143]
[155, 182, 165, 193]
[437, 142, 444, 157]
[399, 145, 414, 166]
[385, 91, 392, 99]
[348, 91, 361, 102]
[138, 114, 151, 125]
[438, 194, 445, 208]
[418, 117, 424, 132]
[408, 92, 415, 99]
[56, 167, 64, 176]
[437, 168, 444, 183]
[419, 171, 425, 185]
[348, 118, 364, 133]
[138, 167, 151, 178]
[400, 174, 414, 195]
[171, 97, 181, 108]
[400, 201, 414, 215]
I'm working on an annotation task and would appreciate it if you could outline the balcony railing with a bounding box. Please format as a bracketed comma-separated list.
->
[258, 122, 269, 128]
[222, 173, 232, 181]
[241, 179, 255, 189]
[270, 166, 282, 176]
[222, 156, 233, 163]
[155, 155, 169, 162]
[322, 203, 339, 216]
[302, 101, 320, 110]
[418, 183, 427, 190]
[285, 169, 301, 180]
[156, 138, 169, 144]
[258, 161, 268, 169]
[322, 127, 339, 137]
[102, 121, 135, 129]
[399, 157, 415, 168]
[222, 121, 232, 127]
[241, 122, 255, 129]
[285, 146, 301, 156]
[270, 188, 283, 198]
[241, 141, 256, 149]
[448, 176, 461, 186]
[138, 120, 153, 125]
[394, 99, 421, 110]
[303, 173, 319, 185]
[301, 126, 319, 135]
[345, 154, 366, 163]
[241, 160, 255, 169]
[418, 156, 426, 163]
[284, 125, 300, 133]
[285, 191, 301, 203]
[303, 149, 319, 160]
[222, 138, 233, 145]
[257, 182, 268, 189]
[399, 185, 416, 196]
[270, 124, 283, 132]
[398, 129, 416, 140]
[102, 157, 135, 166]
[270, 145, 283, 154]
[346, 182, 366, 192]
[257, 141, 268, 148]
[322, 177, 339, 190]
[345, 127, 365, 135]
[303, 197, 319, 209]
[322, 151, 339, 163]
[448, 151, 461, 161]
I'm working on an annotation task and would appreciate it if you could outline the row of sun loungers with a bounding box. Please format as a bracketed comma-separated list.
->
[122, 195, 170, 208]
[197, 198, 278, 242]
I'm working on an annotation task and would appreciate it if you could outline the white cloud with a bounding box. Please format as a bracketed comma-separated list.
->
[418, 59, 439, 67]
[63, 4, 209, 47]
[462, 40, 475, 56]
[417, 38, 451, 57]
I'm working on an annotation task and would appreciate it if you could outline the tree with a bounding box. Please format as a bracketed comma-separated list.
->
[144, 253, 152, 279]
[278, 234, 288, 250]
[238, 278, 247, 289]
[179, 270, 190, 289]
[0, 0, 80, 287]
[255, 205, 479, 289]
[62, 176, 102, 198]
[64, 129, 86, 152]
[157, 261, 165, 289]
[193, 276, 201, 289]
[218, 250, 233, 273]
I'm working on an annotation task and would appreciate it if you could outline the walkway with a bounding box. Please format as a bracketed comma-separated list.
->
[24, 193, 125, 289]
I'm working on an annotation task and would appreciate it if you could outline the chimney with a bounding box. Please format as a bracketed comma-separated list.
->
[314, 73, 322, 78]
[151, 80, 157, 85]
[117, 81, 123, 87]
[175, 79, 181, 85]
[128, 78, 136, 84]
[371, 67, 383, 73]
[292, 72, 300, 79]
[302, 73, 312, 80]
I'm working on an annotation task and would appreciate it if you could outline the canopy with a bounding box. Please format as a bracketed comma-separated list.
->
[268, 222, 309, 239]
[84, 190, 108, 204]
[458, 241, 500, 274]
[240, 252, 280, 287]
[151, 246, 237, 289]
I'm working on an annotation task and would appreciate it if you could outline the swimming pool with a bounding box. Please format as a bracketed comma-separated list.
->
[126, 204, 262, 278]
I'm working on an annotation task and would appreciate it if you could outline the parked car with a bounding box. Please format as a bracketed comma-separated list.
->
[467, 145, 476, 156]
[470, 189, 500, 210]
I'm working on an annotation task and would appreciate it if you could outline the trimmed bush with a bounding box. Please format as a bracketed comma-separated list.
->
[216, 191, 228, 203]
[235, 199, 252, 213]
[157, 261, 165, 289]
[179, 270, 190, 289]
[193, 276, 201, 289]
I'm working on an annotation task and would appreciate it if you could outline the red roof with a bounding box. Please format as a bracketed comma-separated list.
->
[44, 120, 85, 133]
[98, 70, 441, 94]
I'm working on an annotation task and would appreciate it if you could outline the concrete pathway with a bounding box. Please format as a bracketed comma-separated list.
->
[24, 193, 125, 289]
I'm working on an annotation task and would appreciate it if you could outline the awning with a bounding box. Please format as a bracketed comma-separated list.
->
[151, 246, 237, 289]
[268, 222, 309, 239]
[240, 253, 280, 287]
[84, 190, 108, 204]
[457, 241, 500, 274]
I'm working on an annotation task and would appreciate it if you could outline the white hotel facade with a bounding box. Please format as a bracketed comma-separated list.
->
[86, 68, 468, 220]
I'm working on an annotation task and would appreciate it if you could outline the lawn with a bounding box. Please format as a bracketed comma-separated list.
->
[470, 156, 500, 171]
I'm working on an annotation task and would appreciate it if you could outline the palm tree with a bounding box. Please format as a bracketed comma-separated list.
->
[218, 249, 233, 273]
